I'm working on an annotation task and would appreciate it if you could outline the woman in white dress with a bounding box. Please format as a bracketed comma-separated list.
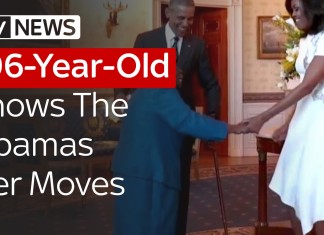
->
[245, 0, 324, 234]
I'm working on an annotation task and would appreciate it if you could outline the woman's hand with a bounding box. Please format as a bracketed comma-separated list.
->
[244, 115, 266, 134]
[228, 122, 248, 134]
[272, 124, 289, 143]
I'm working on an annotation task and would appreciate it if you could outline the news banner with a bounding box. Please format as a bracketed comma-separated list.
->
[0, 15, 176, 88]
[0, 48, 177, 88]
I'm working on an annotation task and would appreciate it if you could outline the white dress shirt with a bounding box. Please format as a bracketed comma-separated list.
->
[165, 22, 183, 54]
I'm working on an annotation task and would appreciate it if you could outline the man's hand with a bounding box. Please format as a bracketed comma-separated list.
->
[208, 113, 216, 119]
[176, 67, 183, 87]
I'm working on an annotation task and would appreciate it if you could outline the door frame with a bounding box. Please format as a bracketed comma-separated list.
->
[152, 0, 243, 156]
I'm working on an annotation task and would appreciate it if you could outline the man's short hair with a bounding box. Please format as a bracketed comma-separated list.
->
[169, 0, 195, 9]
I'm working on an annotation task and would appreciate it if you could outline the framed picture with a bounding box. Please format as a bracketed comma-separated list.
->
[257, 16, 288, 59]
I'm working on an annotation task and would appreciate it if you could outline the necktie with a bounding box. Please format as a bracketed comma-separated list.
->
[172, 36, 179, 62]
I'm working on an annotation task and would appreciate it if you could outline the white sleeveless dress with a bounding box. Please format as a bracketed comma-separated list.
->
[269, 31, 324, 235]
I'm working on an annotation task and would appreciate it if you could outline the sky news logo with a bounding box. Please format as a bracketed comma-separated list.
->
[0, 15, 80, 40]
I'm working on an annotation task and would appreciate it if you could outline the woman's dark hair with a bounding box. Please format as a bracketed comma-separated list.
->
[285, 0, 324, 34]
[302, 0, 324, 34]
[285, 0, 293, 16]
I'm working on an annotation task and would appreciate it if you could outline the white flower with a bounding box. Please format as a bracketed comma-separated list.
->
[272, 13, 303, 88]
[286, 47, 298, 56]
[277, 81, 286, 89]
[286, 48, 293, 55]
[272, 15, 281, 21]
[292, 46, 299, 54]
[286, 55, 295, 62]
[285, 18, 296, 27]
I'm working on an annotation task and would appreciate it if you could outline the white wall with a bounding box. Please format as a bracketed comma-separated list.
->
[69, 0, 153, 48]
[243, 103, 287, 156]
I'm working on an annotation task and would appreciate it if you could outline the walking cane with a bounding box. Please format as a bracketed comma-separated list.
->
[208, 143, 229, 235]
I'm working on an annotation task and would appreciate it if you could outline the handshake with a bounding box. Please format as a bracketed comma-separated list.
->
[228, 122, 251, 134]
[227, 115, 266, 135]
[227, 117, 287, 143]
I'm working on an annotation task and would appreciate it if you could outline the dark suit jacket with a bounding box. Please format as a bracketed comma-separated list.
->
[115, 26, 221, 116]
[112, 88, 227, 190]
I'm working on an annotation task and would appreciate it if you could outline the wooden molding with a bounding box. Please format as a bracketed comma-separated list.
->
[243, 92, 284, 103]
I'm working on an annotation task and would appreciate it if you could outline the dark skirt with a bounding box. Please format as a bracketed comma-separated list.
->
[113, 173, 179, 235]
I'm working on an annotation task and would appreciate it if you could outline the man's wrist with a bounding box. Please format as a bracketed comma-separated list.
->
[208, 111, 219, 119]
[208, 113, 216, 118]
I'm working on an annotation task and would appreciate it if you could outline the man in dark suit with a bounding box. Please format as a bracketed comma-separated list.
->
[114, 0, 220, 234]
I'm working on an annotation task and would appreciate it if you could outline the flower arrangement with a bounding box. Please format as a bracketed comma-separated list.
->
[272, 14, 304, 89]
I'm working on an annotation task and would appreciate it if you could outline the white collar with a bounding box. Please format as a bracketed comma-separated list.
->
[165, 22, 183, 48]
